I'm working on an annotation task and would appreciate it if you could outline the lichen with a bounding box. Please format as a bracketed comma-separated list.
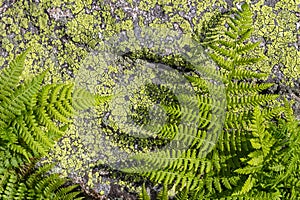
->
[233, 0, 300, 85]
[1, 0, 299, 197]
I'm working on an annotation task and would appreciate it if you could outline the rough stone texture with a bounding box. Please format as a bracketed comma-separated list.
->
[1, 0, 300, 199]
[0, 0, 16, 14]
[264, 0, 281, 7]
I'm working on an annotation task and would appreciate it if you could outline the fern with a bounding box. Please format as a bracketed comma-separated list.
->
[139, 183, 151, 200]
[230, 100, 300, 199]
[0, 162, 83, 200]
[0, 50, 109, 168]
[113, 3, 295, 199]
[0, 50, 110, 199]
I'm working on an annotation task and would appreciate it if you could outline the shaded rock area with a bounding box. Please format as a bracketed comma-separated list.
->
[264, 0, 281, 7]
[266, 68, 300, 120]
[0, 0, 300, 199]
[0, 0, 16, 14]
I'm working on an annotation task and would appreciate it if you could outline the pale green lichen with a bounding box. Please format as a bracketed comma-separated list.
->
[232, 0, 300, 84]
[1, 0, 299, 197]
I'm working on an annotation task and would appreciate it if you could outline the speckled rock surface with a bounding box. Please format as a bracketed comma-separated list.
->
[1, 0, 300, 199]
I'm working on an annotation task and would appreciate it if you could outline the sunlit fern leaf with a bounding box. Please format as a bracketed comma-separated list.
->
[125, 149, 207, 174]
[121, 3, 275, 199]
[227, 94, 279, 111]
[106, 3, 296, 199]
[0, 163, 83, 200]
[184, 75, 210, 94]
[157, 123, 179, 139]
[1, 173, 18, 200]
[139, 183, 151, 200]
[157, 183, 169, 200]
[226, 82, 274, 95]
[36, 106, 64, 136]
[199, 3, 264, 78]
[196, 11, 230, 46]
[174, 187, 188, 200]
[0, 48, 31, 100]
[228, 69, 268, 80]
[1, 128, 31, 162]
[35, 83, 110, 138]
[53, 184, 84, 200]
[263, 107, 285, 121]
[0, 71, 45, 125]
[0, 49, 115, 199]
[234, 175, 256, 196]
[14, 115, 47, 157]
[208, 53, 233, 71]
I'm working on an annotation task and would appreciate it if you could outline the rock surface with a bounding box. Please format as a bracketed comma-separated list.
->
[1, 0, 300, 199]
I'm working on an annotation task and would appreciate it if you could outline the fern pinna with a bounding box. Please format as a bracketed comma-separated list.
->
[0, 162, 84, 200]
[0, 49, 109, 199]
[127, 3, 299, 199]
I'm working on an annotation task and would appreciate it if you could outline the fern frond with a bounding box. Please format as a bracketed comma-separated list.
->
[0, 48, 31, 100]
[236, 42, 260, 54]
[229, 69, 267, 80]
[139, 183, 151, 200]
[0, 49, 116, 200]
[234, 175, 256, 195]
[157, 183, 169, 200]
[227, 94, 279, 110]
[96, 3, 299, 200]
[53, 184, 84, 200]
[0, 71, 47, 136]
[14, 116, 46, 156]
[226, 82, 273, 95]
[0, 163, 83, 200]
[126, 149, 207, 175]
[208, 53, 233, 71]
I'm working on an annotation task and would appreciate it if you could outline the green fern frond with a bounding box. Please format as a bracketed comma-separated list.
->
[0, 71, 45, 125]
[228, 68, 268, 80]
[184, 75, 209, 93]
[157, 183, 169, 200]
[234, 175, 256, 195]
[261, 107, 284, 121]
[227, 94, 279, 110]
[53, 184, 84, 200]
[90, 3, 299, 200]
[236, 42, 260, 54]
[14, 115, 47, 156]
[0, 163, 83, 200]
[0, 49, 111, 200]
[139, 183, 151, 200]
[125, 149, 209, 175]
[118, 4, 280, 199]
[196, 11, 230, 46]
[0, 48, 31, 100]
[208, 53, 233, 71]
[226, 82, 273, 95]
[199, 3, 264, 78]
[174, 187, 189, 200]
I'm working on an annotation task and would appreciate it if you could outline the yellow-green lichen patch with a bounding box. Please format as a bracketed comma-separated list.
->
[0, 0, 110, 83]
[232, 0, 300, 84]
[2, 0, 300, 198]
